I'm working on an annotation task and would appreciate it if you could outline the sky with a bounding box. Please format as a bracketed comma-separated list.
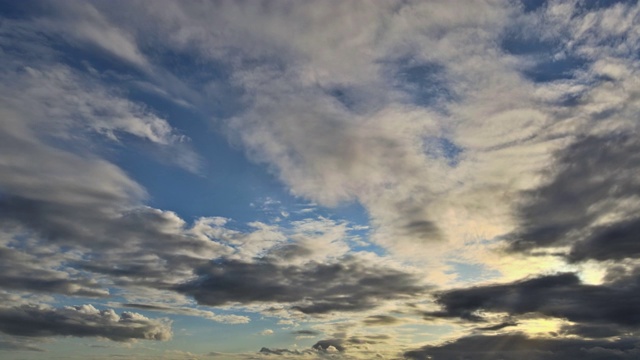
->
[0, 0, 639, 359]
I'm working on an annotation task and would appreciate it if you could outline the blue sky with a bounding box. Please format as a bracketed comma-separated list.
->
[1, 0, 640, 359]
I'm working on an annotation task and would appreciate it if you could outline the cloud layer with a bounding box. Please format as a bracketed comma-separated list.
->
[1, 0, 640, 358]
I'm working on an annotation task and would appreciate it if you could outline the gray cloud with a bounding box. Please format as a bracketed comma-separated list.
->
[0, 244, 107, 297]
[363, 315, 401, 326]
[259, 347, 314, 356]
[426, 272, 640, 329]
[175, 255, 427, 314]
[404, 333, 640, 360]
[2, 0, 639, 357]
[0, 304, 171, 342]
[0, 338, 45, 352]
[312, 339, 345, 353]
[292, 330, 320, 336]
[477, 321, 519, 331]
[118, 303, 249, 324]
[509, 134, 640, 262]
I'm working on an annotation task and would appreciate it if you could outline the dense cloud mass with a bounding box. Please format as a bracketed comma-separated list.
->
[509, 134, 640, 262]
[404, 333, 640, 360]
[0, 304, 171, 342]
[176, 255, 427, 314]
[427, 272, 640, 331]
[1, 0, 640, 358]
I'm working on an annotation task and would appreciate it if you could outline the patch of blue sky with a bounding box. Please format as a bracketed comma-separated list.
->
[145, 48, 246, 117]
[106, 92, 297, 226]
[522, 55, 588, 83]
[423, 137, 464, 167]
[0, 1, 48, 20]
[516, 0, 633, 16]
[52, 38, 146, 79]
[327, 87, 359, 112]
[502, 29, 588, 83]
[387, 57, 455, 111]
[576, 0, 636, 13]
[446, 261, 501, 284]
[501, 32, 559, 57]
[519, 0, 548, 13]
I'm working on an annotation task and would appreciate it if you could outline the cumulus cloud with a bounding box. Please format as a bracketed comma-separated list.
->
[312, 339, 345, 353]
[0, 304, 171, 342]
[175, 254, 428, 314]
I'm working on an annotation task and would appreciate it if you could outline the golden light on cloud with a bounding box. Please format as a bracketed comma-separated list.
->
[517, 318, 567, 337]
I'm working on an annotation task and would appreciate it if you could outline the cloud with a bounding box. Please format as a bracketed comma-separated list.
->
[508, 134, 640, 262]
[119, 0, 523, 256]
[404, 333, 640, 360]
[477, 321, 519, 331]
[0, 242, 107, 297]
[292, 330, 320, 336]
[363, 315, 401, 326]
[38, 1, 149, 67]
[426, 272, 640, 333]
[2, 0, 640, 357]
[0, 338, 45, 352]
[118, 303, 250, 324]
[258, 347, 314, 357]
[312, 339, 345, 353]
[175, 254, 427, 314]
[0, 304, 171, 342]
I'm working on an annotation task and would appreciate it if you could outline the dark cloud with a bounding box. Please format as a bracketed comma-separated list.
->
[259, 347, 312, 356]
[426, 272, 640, 328]
[312, 339, 345, 352]
[404, 333, 640, 360]
[0, 245, 107, 297]
[292, 330, 320, 336]
[307, 334, 391, 356]
[346, 335, 389, 345]
[477, 321, 519, 331]
[559, 324, 626, 339]
[363, 315, 401, 326]
[567, 218, 640, 262]
[508, 134, 640, 262]
[0, 304, 171, 342]
[175, 256, 427, 314]
[0, 43, 221, 304]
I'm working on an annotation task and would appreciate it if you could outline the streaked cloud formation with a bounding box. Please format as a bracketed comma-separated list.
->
[1, 0, 639, 359]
